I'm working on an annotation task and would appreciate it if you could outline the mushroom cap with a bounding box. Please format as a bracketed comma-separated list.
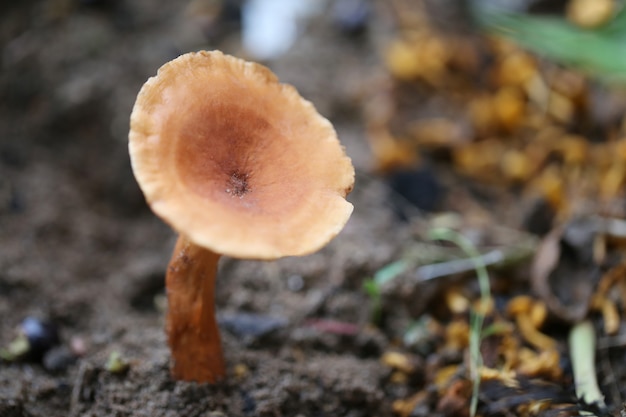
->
[129, 51, 354, 260]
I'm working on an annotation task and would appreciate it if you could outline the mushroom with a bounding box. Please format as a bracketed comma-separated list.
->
[129, 51, 355, 382]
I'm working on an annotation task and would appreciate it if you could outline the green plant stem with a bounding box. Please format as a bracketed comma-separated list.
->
[364, 260, 410, 324]
[569, 320, 606, 415]
[428, 227, 492, 417]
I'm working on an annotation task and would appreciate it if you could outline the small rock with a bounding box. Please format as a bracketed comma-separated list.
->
[286, 274, 304, 292]
[332, 0, 370, 35]
[70, 336, 88, 357]
[20, 317, 61, 361]
[43, 346, 76, 373]
[219, 312, 288, 339]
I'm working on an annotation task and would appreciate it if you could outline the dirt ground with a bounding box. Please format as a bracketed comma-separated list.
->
[3, 1, 625, 416]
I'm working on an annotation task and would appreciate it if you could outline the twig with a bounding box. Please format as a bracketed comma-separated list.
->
[415, 249, 505, 281]
[427, 228, 491, 417]
[70, 361, 95, 417]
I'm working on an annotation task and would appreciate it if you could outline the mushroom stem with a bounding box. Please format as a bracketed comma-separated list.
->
[165, 236, 225, 382]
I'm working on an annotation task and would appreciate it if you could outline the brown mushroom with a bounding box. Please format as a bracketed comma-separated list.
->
[129, 51, 354, 382]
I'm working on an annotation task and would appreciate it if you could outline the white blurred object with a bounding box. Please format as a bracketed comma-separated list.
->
[242, 0, 324, 60]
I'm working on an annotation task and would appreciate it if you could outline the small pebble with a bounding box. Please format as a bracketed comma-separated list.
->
[332, 0, 370, 35]
[233, 363, 249, 379]
[219, 312, 288, 339]
[286, 274, 304, 292]
[70, 336, 88, 356]
[43, 346, 76, 373]
[381, 351, 421, 374]
[20, 317, 61, 361]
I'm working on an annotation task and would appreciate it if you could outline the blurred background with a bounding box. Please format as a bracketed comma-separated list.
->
[4, 0, 626, 416]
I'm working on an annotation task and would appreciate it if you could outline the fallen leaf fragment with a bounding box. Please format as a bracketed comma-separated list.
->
[381, 351, 420, 374]
[105, 351, 129, 374]
[392, 390, 431, 417]
[531, 225, 596, 323]
[517, 348, 562, 380]
[507, 295, 556, 351]
[590, 294, 620, 335]
[436, 379, 471, 417]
